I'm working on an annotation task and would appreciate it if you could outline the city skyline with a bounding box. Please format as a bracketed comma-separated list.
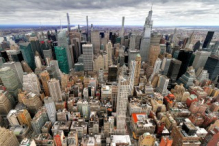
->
[0, 0, 219, 26]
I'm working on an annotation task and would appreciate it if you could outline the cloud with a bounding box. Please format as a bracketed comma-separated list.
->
[0, 0, 219, 26]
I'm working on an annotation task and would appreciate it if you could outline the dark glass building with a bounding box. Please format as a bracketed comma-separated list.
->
[177, 49, 193, 79]
[108, 65, 118, 82]
[203, 31, 214, 49]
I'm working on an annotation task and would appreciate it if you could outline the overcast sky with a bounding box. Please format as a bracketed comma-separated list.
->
[0, 0, 219, 26]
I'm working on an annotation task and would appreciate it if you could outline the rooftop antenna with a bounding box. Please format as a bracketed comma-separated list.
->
[67, 13, 71, 32]
[151, 3, 153, 11]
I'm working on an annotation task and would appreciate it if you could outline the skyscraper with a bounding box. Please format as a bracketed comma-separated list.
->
[35, 51, 42, 69]
[128, 49, 140, 67]
[29, 38, 44, 59]
[156, 75, 169, 96]
[140, 10, 153, 62]
[82, 44, 93, 71]
[93, 54, 104, 72]
[192, 51, 211, 71]
[91, 30, 100, 54]
[167, 59, 182, 88]
[129, 34, 136, 50]
[0, 90, 13, 115]
[48, 78, 62, 102]
[116, 75, 130, 134]
[120, 16, 125, 44]
[149, 58, 162, 81]
[23, 73, 41, 95]
[57, 30, 73, 69]
[0, 67, 21, 98]
[3, 61, 23, 84]
[0, 127, 19, 146]
[54, 46, 69, 74]
[134, 54, 141, 86]
[106, 41, 113, 67]
[177, 49, 193, 79]
[48, 60, 61, 80]
[21, 61, 33, 73]
[44, 96, 56, 124]
[21, 92, 43, 116]
[204, 56, 219, 80]
[31, 107, 48, 134]
[6, 50, 23, 62]
[19, 42, 35, 70]
[16, 109, 32, 128]
[108, 65, 118, 82]
[203, 31, 214, 49]
[161, 55, 172, 76]
[39, 70, 50, 96]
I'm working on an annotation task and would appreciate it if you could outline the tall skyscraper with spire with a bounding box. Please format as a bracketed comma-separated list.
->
[140, 10, 153, 62]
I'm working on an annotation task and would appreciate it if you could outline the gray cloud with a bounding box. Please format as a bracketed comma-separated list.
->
[0, 0, 219, 26]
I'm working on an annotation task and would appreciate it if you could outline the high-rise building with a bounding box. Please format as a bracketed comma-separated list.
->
[82, 44, 93, 71]
[149, 45, 160, 67]
[116, 75, 130, 134]
[3, 61, 23, 84]
[21, 92, 43, 116]
[23, 73, 41, 95]
[161, 55, 172, 76]
[93, 54, 104, 72]
[129, 34, 136, 50]
[140, 10, 153, 62]
[43, 49, 53, 65]
[39, 70, 50, 96]
[204, 56, 219, 80]
[19, 42, 35, 70]
[16, 109, 32, 127]
[44, 96, 56, 123]
[177, 49, 193, 79]
[108, 65, 118, 82]
[128, 49, 139, 67]
[192, 51, 211, 70]
[48, 60, 61, 80]
[30, 39, 44, 59]
[48, 78, 62, 102]
[134, 54, 141, 86]
[0, 90, 13, 115]
[156, 75, 169, 96]
[91, 30, 100, 54]
[0, 67, 21, 98]
[57, 30, 73, 69]
[184, 31, 195, 50]
[167, 59, 182, 83]
[34, 51, 42, 69]
[177, 67, 196, 89]
[54, 46, 69, 74]
[203, 31, 214, 49]
[106, 41, 113, 67]
[31, 107, 49, 134]
[21, 61, 33, 73]
[0, 127, 19, 146]
[6, 50, 23, 62]
[61, 73, 69, 90]
[120, 16, 125, 44]
[7, 110, 20, 126]
[149, 58, 162, 81]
